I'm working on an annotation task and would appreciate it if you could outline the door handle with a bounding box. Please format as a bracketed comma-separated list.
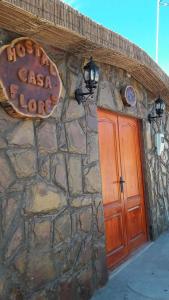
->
[120, 176, 125, 193]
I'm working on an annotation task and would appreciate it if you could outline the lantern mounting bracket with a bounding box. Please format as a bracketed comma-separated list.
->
[148, 114, 162, 124]
[75, 88, 94, 105]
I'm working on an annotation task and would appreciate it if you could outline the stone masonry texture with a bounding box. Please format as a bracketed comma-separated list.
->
[0, 28, 169, 299]
[0, 29, 108, 300]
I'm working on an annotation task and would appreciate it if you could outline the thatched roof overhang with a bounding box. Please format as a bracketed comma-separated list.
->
[0, 0, 169, 102]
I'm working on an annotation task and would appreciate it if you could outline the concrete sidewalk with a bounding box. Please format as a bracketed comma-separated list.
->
[92, 232, 169, 300]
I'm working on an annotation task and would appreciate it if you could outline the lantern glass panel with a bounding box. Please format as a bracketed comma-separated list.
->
[95, 69, 99, 83]
[156, 107, 162, 116]
[90, 69, 95, 81]
[155, 98, 165, 116]
[156, 103, 161, 109]
[84, 69, 90, 82]
[162, 102, 166, 110]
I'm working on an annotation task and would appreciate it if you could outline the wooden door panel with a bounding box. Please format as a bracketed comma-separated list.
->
[127, 195, 141, 209]
[127, 230, 147, 253]
[118, 116, 147, 252]
[98, 109, 128, 268]
[98, 113, 120, 204]
[118, 120, 140, 198]
[105, 214, 124, 253]
[127, 206, 143, 240]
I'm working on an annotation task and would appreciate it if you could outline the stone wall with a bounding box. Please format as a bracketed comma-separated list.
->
[1, 28, 169, 300]
[0, 29, 107, 300]
[143, 115, 169, 239]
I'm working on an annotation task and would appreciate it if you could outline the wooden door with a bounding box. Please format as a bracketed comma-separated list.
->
[118, 115, 147, 253]
[98, 109, 147, 269]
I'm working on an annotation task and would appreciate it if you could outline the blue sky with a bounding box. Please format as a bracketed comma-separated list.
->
[62, 0, 169, 75]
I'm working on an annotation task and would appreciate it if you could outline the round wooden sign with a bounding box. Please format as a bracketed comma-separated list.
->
[121, 85, 136, 107]
[0, 37, 62, 118]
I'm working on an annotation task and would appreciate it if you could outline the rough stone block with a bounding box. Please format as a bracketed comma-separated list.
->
[86, 115, 98, 132]
[57, 59, 67, 86]
[14, 250, 27, 274]
[57, 123, 68, 151]
[114, 87, 123, 111]
[59, 278, 77, 300]
[0, 155, 15, 191]
[77, 265, 94, 299]
[123, 105, 138, 118]
[39, 156, 50, 181]
[51, 153, 67, 191]
[9, 287, 24, 300]
[71, 195, 92, 207]
[84, 164, 102, 193]
[65, 120, 86, 154]
[60, 83, 66, 100]
[7, 149, 36, 178]
[79, 207, 92, 233]
[67, 55, 82, 75]
[67, 155, 82, 195]
[94, 241, 108, 287]
[72, 208, 92, 234]
[93, 194, 103, 208]
[64, 99, 85, 121]
[145, 122, 152, 150]
[6, 228, 22, 258]
[30, 290, 47, 300]
[32, 220, 51, 247]
[7, 120, 34, 147]
[78, 236, 92, 266]
[54, 211, 71, 243]
[25, 182, 67, 213]
[92, 195, 104, 236]
[98, 79, 115, 110]
[8, 181, 25, 193]
[137, 101, 147, 119]
[79, 117, 87, 134]
[67, 71, 78, 98]
[27, 253, 56, 289]
[97, 204, 105, 235]
[65, 238, 83, 270]
[86, 102, 97, 118]
[132, 80, 144, 102]
[51, 100, 64, 121]
[0, 136, 7, 149]
[0, 106, 18, 134]
[37, 122, 58, 154]
[3, 196, 18, 231]
[52, 246, 68, 274]
[87, 132, 99, 164]
[115, 68, 125, 86]
[0, 268, 6, 299]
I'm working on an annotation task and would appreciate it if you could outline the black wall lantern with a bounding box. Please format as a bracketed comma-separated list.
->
[148, 96, 166, 123]
[75, 57, 99, 105]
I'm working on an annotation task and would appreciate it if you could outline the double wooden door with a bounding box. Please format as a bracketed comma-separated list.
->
[98, 109, 147, 269]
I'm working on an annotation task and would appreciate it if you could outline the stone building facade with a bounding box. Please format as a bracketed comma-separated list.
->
[0, 29, 107, 300]
[0, 1, 169, 299]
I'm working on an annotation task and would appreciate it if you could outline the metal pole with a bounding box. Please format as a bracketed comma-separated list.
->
[156, 0, 160, 63]
[156, 1, 169, 64]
